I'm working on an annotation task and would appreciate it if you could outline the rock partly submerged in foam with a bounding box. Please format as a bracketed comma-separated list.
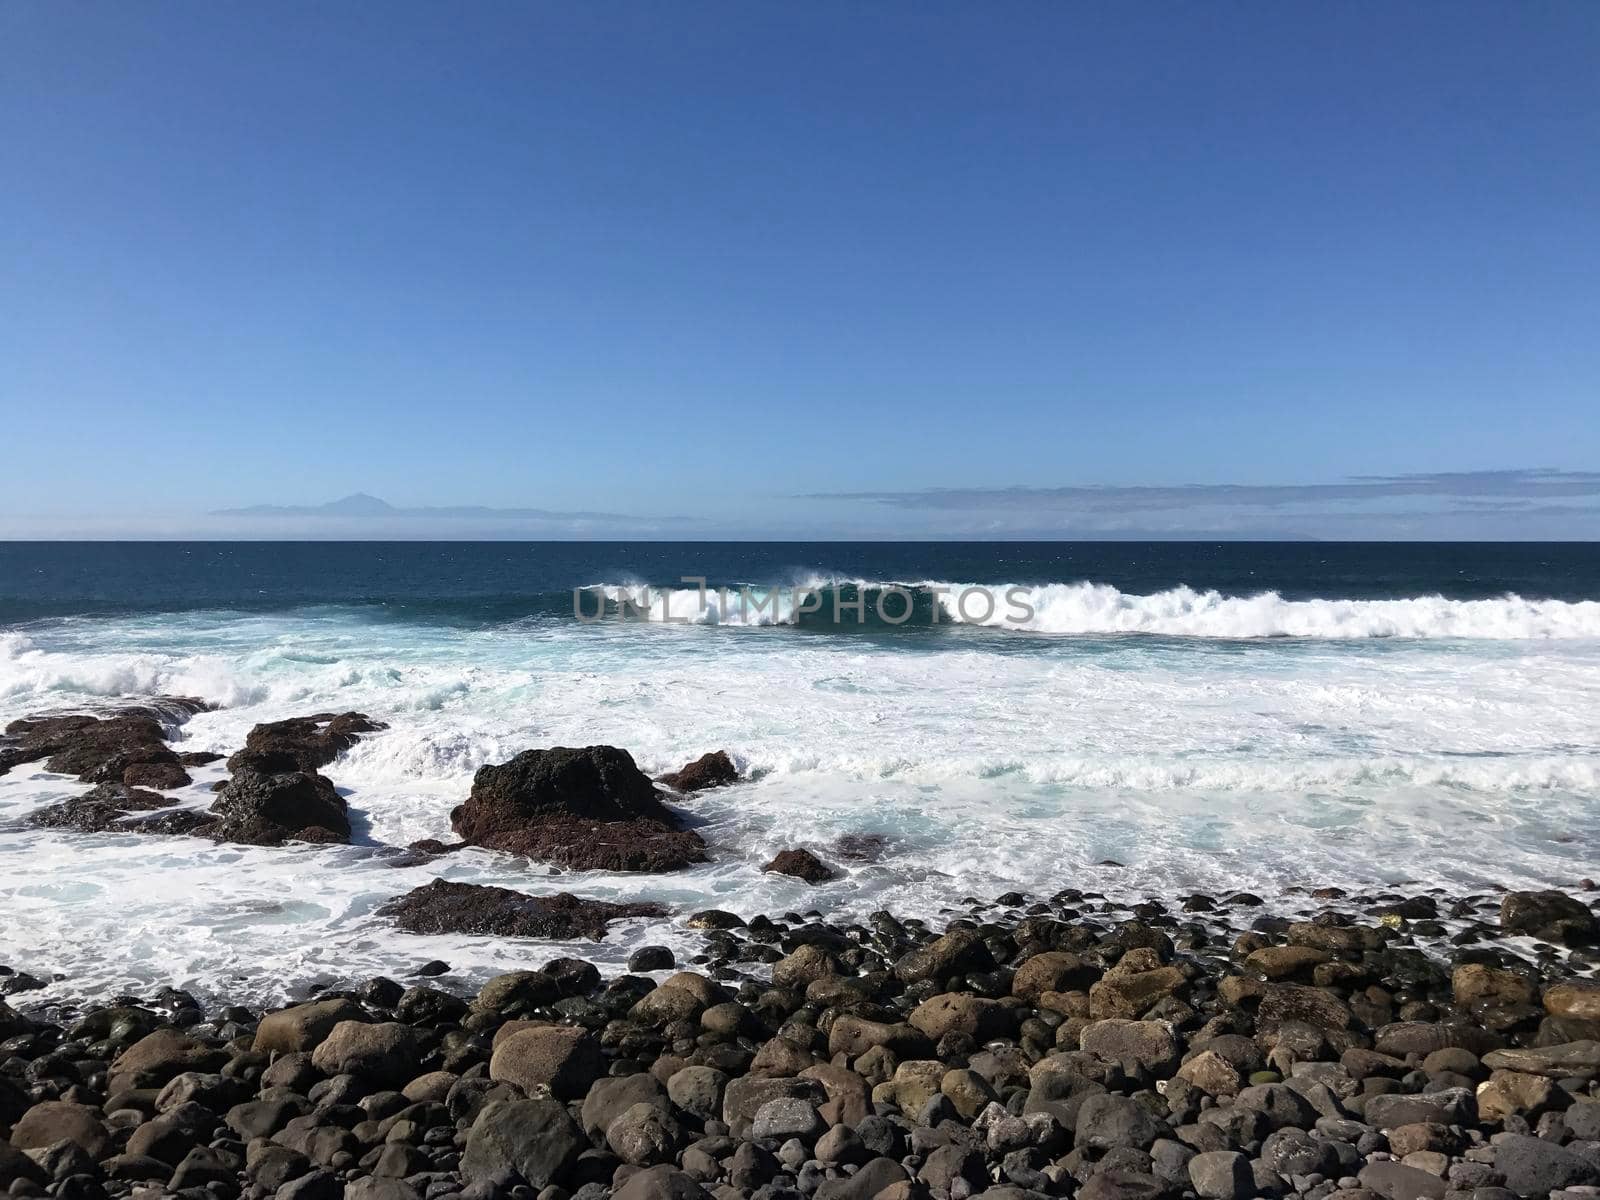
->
[224, 711, 385, 775]
[762, 847, 841, 884]
[204, 764, 351, 845]
[1, 696, 210, 788]
[26, 782, 208, 835]
[451, 744, 707, 872]
[11, 706, 721, 873]
[19, 707, 385, 848]
[378, 878, 668, 940]
[656, 749, 741, 792]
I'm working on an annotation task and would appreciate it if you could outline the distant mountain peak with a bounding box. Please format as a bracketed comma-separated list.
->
[207, 494, 681, 526]
[320, 493, 396, 515]
[213, 493, 398, 517]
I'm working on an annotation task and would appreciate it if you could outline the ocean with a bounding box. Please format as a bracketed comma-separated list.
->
[2, 540, 1598, 1004]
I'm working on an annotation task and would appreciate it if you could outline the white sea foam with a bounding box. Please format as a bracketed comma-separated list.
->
[2, 603, 1599, 1004]
[583, 583, 805, 626]
[936, 582, 1600, 639]
[574, 579, 1600, 638]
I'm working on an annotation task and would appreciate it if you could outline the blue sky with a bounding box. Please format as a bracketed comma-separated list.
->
[2, 2, 1597, 539]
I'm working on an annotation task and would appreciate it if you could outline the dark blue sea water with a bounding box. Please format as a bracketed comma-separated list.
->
[2, 541, 1596, 624]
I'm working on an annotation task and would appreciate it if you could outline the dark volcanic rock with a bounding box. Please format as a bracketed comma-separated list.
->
[834, 832, 891, 861]
[1, 697, 208, 783]
[122, 760, 193, 790]
[762, 848, 840, 883]
[451, 745, 706, 872]
[205, 767, 349, 845]
[5, 880, 1600, 1200]
[465, 745, 670, 823]
[1501, 889, 1599, 944]
[657, 750, 739, 792]
[28, 783, 182, 833]
[377, 879, 667, 939]
[226, 712, 383, 775]
[461, 1098, 584, 1187]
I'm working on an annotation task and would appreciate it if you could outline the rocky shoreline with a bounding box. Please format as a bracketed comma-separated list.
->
[6, 702, 1600, 1200]
[6, 877, 1600, 1200]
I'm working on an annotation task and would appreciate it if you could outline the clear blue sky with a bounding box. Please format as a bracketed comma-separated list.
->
[2, 2, 1598, 538]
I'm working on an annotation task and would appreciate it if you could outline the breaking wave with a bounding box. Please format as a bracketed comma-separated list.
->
[576, 580, 1600, 639]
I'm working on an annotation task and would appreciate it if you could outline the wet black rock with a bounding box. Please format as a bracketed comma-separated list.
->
[451, 745, 706, 872]
[27, 784, 181, 833]
[204, 766, 350, 845]
[378, 879, 668, 940]
[1501, 889, 1599, 945]
[1, 697, 208, 785]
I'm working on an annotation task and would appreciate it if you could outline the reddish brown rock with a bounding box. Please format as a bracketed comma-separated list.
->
[657, 750, 739, 792]
[225, 712, 384, 775]
[1, 697, 207, 784]
[762, 848, 840, 884]
[123, 761, 193, 790]
[452, 746, 705, 872]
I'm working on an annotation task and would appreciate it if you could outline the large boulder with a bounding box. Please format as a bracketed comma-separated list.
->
[488, 1025, 603, 1099]
[1356, 1161, 1448, 1200]
[451, 746, 706, 872]
[1452, 963, 1536, 1010]
[1075, 1093, 1167, 1150]
[909, 994, 1012, 1042]
[827, 1014, 932, 1059]
[253, 999, 367, 1054]
[893, 927, 995, 984]
[607, 1101, 684, 1166]
[1088, 949, 1186, 1019]
[1501, 890, 1598, 944]
[460, 1098, 583, 1188]
[582, 1073, 669, 1140]
[308, 1021, 423, 1086]
[205, 767, 349, 845]
[9, 1100, 112, 1158]
[1494, 1133, 1600, 1197]
[378, 879, 666, 939]
[773, 944, 840, 991]
[1012, 951, 1099, 1001]
[1482, 1041, 1600, 1077]
[723, 1076, 827, 1129]
[473, 970, 561, 1017]
[1545, 980, 1600, 1038]
[1364, 1088, 1476, 1130]
[1079, 1019, 1182, 1077]
[666, 1066, 728, 1121]
[108, 1030, 228, 1094]
[1189, 1151, 1252, 1200]
[614, 1165, 712, 1200]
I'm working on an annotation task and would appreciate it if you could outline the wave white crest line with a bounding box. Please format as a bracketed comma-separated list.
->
[933, 582, 1600, 639]
[575, 579, 1600, 639]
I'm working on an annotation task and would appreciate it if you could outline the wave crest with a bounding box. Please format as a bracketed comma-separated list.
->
[574, 579, 1600, 639]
